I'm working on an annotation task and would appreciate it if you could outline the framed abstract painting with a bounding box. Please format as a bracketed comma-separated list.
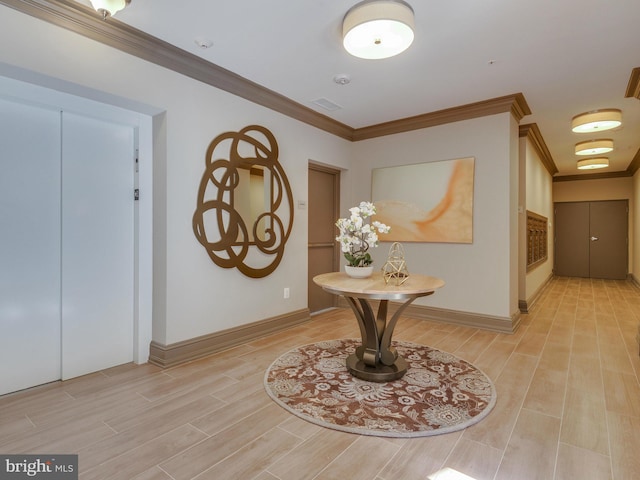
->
[371, 157, 475, 243]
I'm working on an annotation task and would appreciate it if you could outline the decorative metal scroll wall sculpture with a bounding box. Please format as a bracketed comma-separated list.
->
[192, 125, 294, 278]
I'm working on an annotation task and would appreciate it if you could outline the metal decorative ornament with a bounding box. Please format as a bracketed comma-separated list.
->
[382, 242, 410, 285]
[192, 125, 294, 278]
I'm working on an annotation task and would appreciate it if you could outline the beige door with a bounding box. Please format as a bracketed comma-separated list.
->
[554, 200, 628, 279]
[308, 164, 340, 313]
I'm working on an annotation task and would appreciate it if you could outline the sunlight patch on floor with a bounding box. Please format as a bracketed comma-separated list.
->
[428, 467, 478, 480]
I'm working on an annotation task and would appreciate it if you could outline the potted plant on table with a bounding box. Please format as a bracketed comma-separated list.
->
[335, 201, 391, 278]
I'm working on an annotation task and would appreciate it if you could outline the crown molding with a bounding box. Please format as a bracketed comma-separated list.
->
[627, 147, 640, 175]
[553, 170, 633, 183]
[552, 144, 640, 182]
[519, 123, 558, 176]
[352, 93, 531, 141]
[0, 0, 355, 140]
[1, 0, 532, 144]
[625, 67, 640, 99]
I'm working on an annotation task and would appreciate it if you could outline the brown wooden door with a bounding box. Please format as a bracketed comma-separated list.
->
[589, 200, 628, 279]
[554, 200, 628, 279]
[554, 202, 590, 278]
[308, 165, 340, 313]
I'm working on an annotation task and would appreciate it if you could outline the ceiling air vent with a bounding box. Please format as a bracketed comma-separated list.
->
[311, 98, 342, 111]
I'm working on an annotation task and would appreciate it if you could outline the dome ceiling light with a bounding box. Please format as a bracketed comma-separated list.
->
[343, 0, 415, 60]
[577, 158, 609, 170]
[90, 0, 131, 19]
[571, 109, 622, 133]
[574, 139, 614, 156]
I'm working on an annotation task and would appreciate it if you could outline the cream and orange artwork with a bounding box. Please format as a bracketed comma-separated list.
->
[372, 157, 475, 243]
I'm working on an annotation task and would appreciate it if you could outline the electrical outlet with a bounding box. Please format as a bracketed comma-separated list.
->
[284, 287, 290, 299]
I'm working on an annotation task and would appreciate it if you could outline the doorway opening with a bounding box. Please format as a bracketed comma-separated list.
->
[554, 200, 628, 279]
[0, 72, 154, 395]
[308, 163, 340, 314]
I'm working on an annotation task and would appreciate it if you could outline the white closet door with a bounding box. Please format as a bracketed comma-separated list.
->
[0, 98, 62, 395]
[61, 112, 134, 379]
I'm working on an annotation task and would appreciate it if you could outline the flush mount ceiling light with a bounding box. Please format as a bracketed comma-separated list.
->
[343, 0, 415, 60]
[90, 0, 131, 19]
[577, 158, 610, 170]
[571, 109, 622, 133]
[575, 139, 614, 156]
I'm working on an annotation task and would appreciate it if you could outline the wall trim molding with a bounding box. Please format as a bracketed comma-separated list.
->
[625, 67, 640, 99]
[626, 147, 640, 176]
[402, 304, 520, 334]
[337, 298, 518, 334]
[519, 123, 558, 176]
[149, 308, 310, 368]
[553, 170, 635, 182]
[351, 93, 531, 141]
[553, 150, 640, 180]
[0, 0, 354, 140]
[2, 0, 529, 142]
[520, 273, 554, 313]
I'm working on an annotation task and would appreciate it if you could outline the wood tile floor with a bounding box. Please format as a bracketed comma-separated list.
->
[1, 277, 639, 479]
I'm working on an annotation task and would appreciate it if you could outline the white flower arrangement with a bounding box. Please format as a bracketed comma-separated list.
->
[335, 201, 391, 267]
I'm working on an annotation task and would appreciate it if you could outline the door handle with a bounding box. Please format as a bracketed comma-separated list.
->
[591, 236, 599, 241]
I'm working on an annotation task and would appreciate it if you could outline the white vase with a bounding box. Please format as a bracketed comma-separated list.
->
[344, 265, 374, 279]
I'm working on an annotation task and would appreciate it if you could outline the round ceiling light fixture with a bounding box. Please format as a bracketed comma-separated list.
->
[571, 109, 622, 133]
[577, 157, 609, 170]
[575, 139, 614, 156]
[343, 0, 415, 60]
[90, 0, 131, 19]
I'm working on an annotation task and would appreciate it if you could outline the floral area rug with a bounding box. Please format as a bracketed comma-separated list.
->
[264, 339, 496, 437]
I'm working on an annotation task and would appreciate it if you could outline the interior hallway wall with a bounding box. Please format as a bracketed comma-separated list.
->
[522, 137, 554, 302]
[350, 113, 520, 322]
[0, 5, 352, 347]
[0, 4, 525, 349]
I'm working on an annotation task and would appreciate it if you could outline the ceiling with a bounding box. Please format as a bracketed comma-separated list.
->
[79, 0, 639, 177]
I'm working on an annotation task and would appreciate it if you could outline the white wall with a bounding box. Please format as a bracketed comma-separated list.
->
[523, 138, 554, 301]
[350, 113, 519, 320]
[0, 5, 523, 348]
[553, 177, 635, 275]
[0, 6, 352, 346]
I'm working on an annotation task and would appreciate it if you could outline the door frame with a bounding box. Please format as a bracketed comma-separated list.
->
[308, 162, 341, 312]
[554, 199, 629, 279]
[0, 71, 154, 365]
